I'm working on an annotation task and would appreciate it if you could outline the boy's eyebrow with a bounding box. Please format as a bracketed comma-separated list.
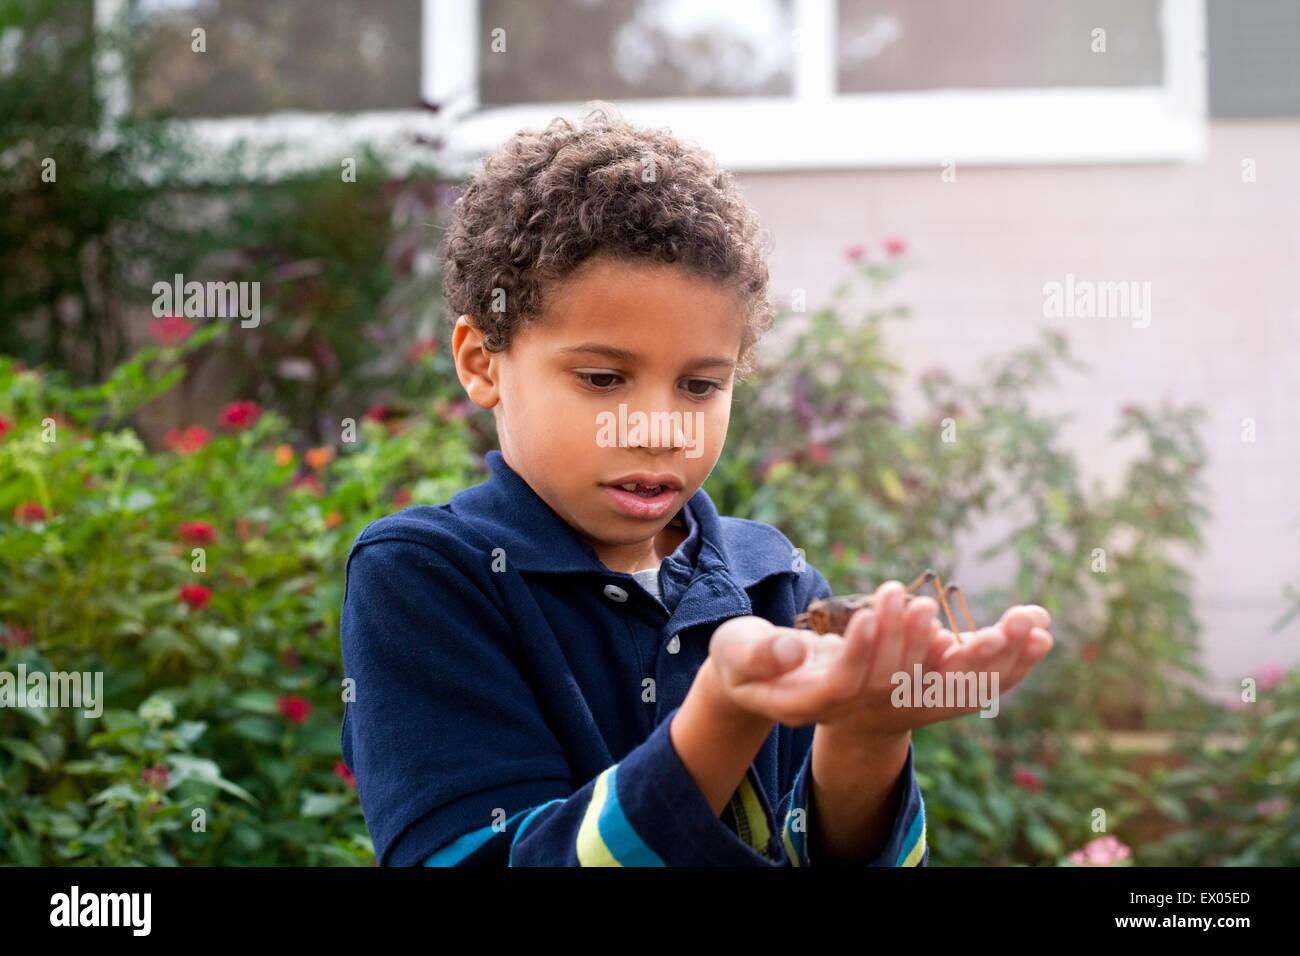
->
[559, 343, 735, 370]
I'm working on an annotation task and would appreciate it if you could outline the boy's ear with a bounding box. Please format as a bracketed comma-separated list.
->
[451, 315, 501, 409]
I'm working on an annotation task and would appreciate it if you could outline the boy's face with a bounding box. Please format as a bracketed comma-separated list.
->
[452, 255, 746, 573]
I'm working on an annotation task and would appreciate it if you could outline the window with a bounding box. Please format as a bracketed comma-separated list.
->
[97, 0, 1209, 177]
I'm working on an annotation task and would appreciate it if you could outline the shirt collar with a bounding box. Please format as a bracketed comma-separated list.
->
[451, 451, 793, 593]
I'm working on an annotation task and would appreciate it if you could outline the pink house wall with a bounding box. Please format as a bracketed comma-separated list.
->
[738, 119, 1300, 697]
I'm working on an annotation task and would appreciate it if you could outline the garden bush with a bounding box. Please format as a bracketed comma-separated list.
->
[1, 242, 1290, 865]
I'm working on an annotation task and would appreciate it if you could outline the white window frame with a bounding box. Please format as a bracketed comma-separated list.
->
[97, 0, 1207, 180]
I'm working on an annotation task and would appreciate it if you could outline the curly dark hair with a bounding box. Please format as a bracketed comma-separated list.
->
[440, 101, 775, 379]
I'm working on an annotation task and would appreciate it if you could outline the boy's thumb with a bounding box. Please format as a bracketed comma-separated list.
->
[746, 632, 807, 679]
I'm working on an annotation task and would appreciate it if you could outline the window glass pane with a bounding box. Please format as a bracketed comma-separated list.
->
[479, 0, 793, 105]
[129, 0, 421, 117]
[837, 0, 1163, 93]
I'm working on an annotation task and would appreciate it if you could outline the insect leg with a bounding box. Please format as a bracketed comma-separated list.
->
[945, 584, 979, 644]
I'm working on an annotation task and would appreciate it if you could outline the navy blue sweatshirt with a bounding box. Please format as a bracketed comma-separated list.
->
[339, 450, 928, 866]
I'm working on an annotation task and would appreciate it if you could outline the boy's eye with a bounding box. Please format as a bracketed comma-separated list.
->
[682, 378, 722, 397]
[577, 371, 622, 389]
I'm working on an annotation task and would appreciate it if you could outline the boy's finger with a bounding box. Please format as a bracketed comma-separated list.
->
[900, 596, 939, 672]
[922, 620, 955, 671]
[831, 608, 877, 695]
[871, 582, 908, 676]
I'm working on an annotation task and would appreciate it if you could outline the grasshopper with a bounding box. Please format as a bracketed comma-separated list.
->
[794, 569, 979, 643]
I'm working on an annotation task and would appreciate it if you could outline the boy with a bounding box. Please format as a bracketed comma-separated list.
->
[339, 102, 1054, 866]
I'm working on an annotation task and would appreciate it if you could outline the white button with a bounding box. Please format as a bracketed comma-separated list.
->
[603, 584, 629, 603]
[667, 634, 681, 654]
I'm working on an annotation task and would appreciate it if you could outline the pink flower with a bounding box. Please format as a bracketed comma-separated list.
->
[0, 414, 13, 441]
[829, 543, 846, 561]
[140, 764, 170, 789]
[1256, 799, 1287, 816]
[365, 403, 390, 422]
[292, 473, 325, 497]
[1, 623, 32, 648]
[843, 243, 867, 262]
[883, 236, 907, 256]
[807, 443, 831, 465]
[277, 694, 312, 725]
[147, 315, 193, 346]
[1080, 645, 1099, 663]
[1067, 836, 1131, 866]
[406, 338, 438, 362]
[436, 399, 473, 422]
[177, 520, 218, 545]
[163, 425, 212, 455]
[335, 760, 357, 788]
[217, 400, 262, 431]
[1257, 662, 1286, 691]
[1013, 768, 1044, 792]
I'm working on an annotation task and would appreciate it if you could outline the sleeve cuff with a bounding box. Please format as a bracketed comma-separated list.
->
[781, 739, 928, 867]
[607, 708, 786, 866]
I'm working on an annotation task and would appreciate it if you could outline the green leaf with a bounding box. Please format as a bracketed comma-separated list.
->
[1151, 793, 1190, 824]
[876, 465, 904, 502]
[228, 716, 280, 744]
[300, 791, 349, 818]
[167, 754, 257, 805]
[1024, 818, 1062, 856]
[230, 690, 280, 715]
[0, 737, 50, 771]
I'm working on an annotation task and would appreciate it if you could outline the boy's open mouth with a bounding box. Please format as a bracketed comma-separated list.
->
[601, 474, 682, 520]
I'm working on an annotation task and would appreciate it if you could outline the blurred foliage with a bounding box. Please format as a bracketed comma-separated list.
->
[0, 332, 481, 864]
[0, 0, 458, 445]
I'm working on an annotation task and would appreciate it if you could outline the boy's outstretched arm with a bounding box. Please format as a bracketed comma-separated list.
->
[340, 532, 792, 866]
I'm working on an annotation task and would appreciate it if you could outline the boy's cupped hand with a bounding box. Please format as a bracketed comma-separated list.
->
[707, 580, 1053, 732]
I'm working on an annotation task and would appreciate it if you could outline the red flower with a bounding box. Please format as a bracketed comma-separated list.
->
[393, 488, 413, 507]
[807, 443, 831, 465]
[217, 400, 262, 431]
[334, 760, 357, 788]
[178, 584, 212, 610]
[0, 414, 13, 440]
[1080, 645, 1099, 663]
[365, 403, 390, 422]
[277, 694, 312, 724]
[843, 243, 866, 262]
[163, 425, 212, 455]
[406, 338, 438, 362]
[140, 764, 170, 789]
[13, 502, 47, 524]
[829, 543, 846, 561]
[1, 623, 32, 648]
[147, 315, 193, 346]
[1013, 768, 1044, 792]
[237, 518, 252, 540]
[883, 236, 908, 256]
[178, 520, 217, 545]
